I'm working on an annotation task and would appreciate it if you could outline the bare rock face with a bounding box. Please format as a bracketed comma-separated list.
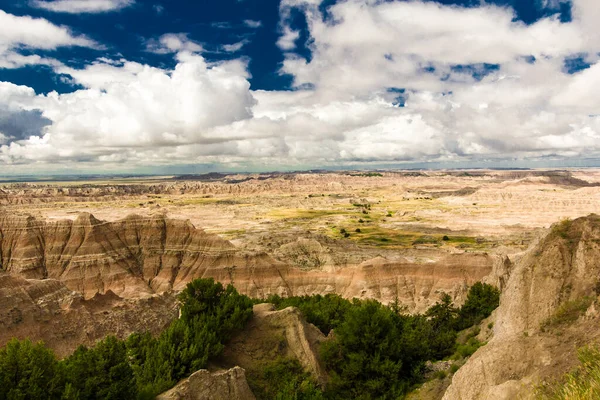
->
[0, 272, 177, 357]
[156, 367, 256, 400]
[280, 253, 495, 313]
[443, 215, 600, 399]
[0, 212, 495, 312]
[0, 212, 290, 299]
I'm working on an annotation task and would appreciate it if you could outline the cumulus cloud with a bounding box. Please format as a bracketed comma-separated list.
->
[0, 54, 256, 166]
[256, 0, 600, 165]
[4, 0, 600, 172]
[0, 82, 51, 145]
[31, 0, 135, 13]
[0, 108, 51, 143]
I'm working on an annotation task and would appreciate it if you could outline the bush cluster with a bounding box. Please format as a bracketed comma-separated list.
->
[0, 278, 253, 400]
[0, 281, 500, 400]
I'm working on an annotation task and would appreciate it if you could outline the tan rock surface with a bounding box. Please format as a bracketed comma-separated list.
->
[0, 212, 494, 312]
[156, 367, 255, 400]
[443, 214, 600, 399]
[0, 272, 177, 357]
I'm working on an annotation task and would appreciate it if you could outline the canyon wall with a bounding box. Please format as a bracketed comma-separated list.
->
[0, 212, 494, 312]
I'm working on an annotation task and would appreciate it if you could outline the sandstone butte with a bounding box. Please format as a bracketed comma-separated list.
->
[3, 210, 600, 399]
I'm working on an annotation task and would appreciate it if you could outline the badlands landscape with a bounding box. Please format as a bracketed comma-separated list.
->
[2, 169, 600, 399]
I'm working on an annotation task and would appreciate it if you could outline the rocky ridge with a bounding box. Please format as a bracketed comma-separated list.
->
[443, 214, 600, 399]
[156, 367, 255, 400]
[221, 303, 328, 385]
[0, 272, 177, 357]
[0, 212, 494, 313]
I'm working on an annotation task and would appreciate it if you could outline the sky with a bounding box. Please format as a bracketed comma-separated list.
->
[0, 0, 599, 175]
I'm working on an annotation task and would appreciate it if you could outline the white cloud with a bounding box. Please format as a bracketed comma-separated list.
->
[0, 54, 256, 166]
[243, 19, 262, 28]
[0, 10, 98, 50]
[277, 26, 300, 51]
[146, 33, 203, 54]
[0, 10, 99, 69]
[5, 0, 600, 172]
[31, 0, 135, 13]
[222, 40, 249, 53]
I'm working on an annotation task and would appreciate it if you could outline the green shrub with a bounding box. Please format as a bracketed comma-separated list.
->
[453, 338, 483, 359]
[129, 278, 254, 397]
[266, 293, 353, 335]
[0, 339, 64, 400]
[455, 283, 500, 330]
[63, 336, 136, 400]
[320, 300, 413, 399]
[434, 370, 448, 380]
[246, 357, 324, 400]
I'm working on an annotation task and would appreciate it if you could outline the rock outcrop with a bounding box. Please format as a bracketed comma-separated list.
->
[221, 303, 328, 385]
[0, 212, 494, 312]
[0, 212, 290, 299]
[156, 367, 255, 400]
[443, 215, 600, 399]
[0, 272, 177, 357]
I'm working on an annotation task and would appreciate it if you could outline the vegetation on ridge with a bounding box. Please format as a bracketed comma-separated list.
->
[0, 280, 500, 400]
[265, 283, 500, 399]
[0, 278, 253, 400]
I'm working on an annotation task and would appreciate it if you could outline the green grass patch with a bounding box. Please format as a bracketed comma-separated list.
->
[536, 345, 600, 400]
[269, 209, 349, 220]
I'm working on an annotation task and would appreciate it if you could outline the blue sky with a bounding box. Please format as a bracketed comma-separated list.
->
[0, 0, 598, 174]
[0, 0, 574, 94]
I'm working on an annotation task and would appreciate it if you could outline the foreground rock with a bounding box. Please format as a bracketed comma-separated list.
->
[443, 214, 600, 399]
[156, 367, 255, 400]
[221, 303, 328, 384]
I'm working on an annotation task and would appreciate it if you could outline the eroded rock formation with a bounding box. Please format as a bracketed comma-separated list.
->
[0, 272, 177, 357]
[443, 214, 600, 399]
[156, 367, 256, 400]
[221, 304, 328, 385]
[0, 212, 494, 313]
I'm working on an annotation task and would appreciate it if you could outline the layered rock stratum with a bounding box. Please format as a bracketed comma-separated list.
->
[0, 211, 494, 357]
[0, 212, 493, 311]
